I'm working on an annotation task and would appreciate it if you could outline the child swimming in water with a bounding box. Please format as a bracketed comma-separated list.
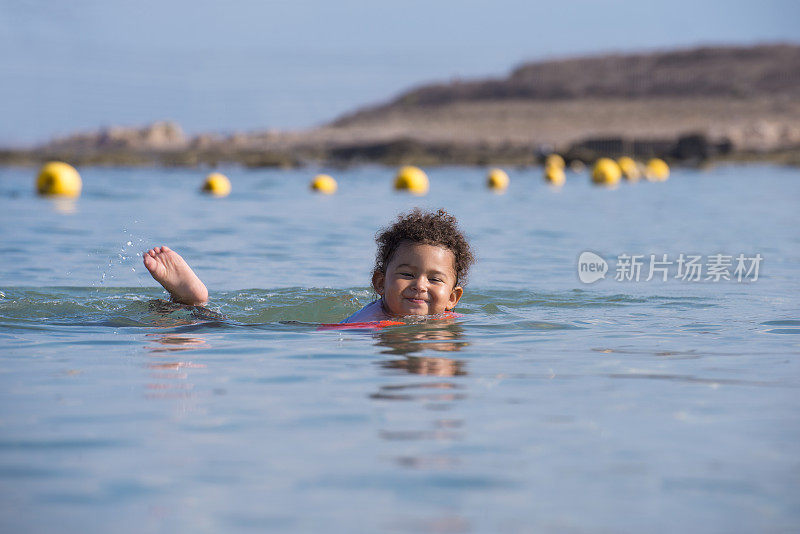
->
[143, 208, 475, 323]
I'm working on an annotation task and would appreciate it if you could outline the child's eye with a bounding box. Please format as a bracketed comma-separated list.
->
[430, 277, 443, 283]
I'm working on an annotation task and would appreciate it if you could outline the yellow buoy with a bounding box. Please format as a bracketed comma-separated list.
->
[310, 174, 337, 194]
[591, 158, 622, 186]
[394, 165, 429, 195]
[544, 164, 566, 186]
[617, 156, 641, 181]
[36, 161, 82, 197]
[645, 158, 670, 181]
[486, 168, 509, 191]
[545, 154, 565, 169]
[201, 172, 231, 197]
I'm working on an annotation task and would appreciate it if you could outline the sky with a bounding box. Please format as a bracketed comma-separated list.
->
[0, 0, 798, 145]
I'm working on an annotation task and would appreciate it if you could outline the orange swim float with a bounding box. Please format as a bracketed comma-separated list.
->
[318, 311, 462, 331]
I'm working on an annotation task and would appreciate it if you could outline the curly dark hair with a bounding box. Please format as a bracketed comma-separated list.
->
[372, 208, 475, 286]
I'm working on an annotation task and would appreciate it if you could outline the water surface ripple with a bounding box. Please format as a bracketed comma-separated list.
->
[1, 164, 799, 533]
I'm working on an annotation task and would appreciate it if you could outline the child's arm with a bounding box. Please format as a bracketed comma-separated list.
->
[143, 246, 208, 305]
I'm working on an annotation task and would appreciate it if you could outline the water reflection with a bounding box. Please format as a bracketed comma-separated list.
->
[144, 332, 208, 401]
[375, 322, 467, 376]
[369, 322, 469, 490]
[376, 323, 468, 355]
[370, 382, 467, 402]
[146, 333, 208, 353]
[381, 357, 466, 377]
[49, 198, 78, 214]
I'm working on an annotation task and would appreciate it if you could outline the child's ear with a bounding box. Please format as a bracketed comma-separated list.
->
[372, 270, 385, 295]
[447, 286, 463, 310]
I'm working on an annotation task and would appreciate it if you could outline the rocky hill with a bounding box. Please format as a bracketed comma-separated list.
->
[317, 43, 800, 163]
[334, 44, 800, 122]
[3, 44, 799, 167]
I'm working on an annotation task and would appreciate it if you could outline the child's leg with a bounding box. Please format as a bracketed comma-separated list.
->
[143, 246, 209, 305]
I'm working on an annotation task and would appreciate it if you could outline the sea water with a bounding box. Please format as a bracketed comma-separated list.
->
[0, 164, 798, 532]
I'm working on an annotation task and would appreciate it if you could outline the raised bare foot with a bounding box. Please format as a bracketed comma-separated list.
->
[143, 246, 209, 306]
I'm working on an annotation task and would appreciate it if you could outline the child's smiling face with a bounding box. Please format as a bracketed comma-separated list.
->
[372, 242, 464, 316]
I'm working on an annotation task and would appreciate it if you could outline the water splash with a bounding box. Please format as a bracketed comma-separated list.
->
[94, 221, 148, 289]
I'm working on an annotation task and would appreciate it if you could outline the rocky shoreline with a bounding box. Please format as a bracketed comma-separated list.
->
[3, 44, 799, 168]
[2, 121, 796, 169]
